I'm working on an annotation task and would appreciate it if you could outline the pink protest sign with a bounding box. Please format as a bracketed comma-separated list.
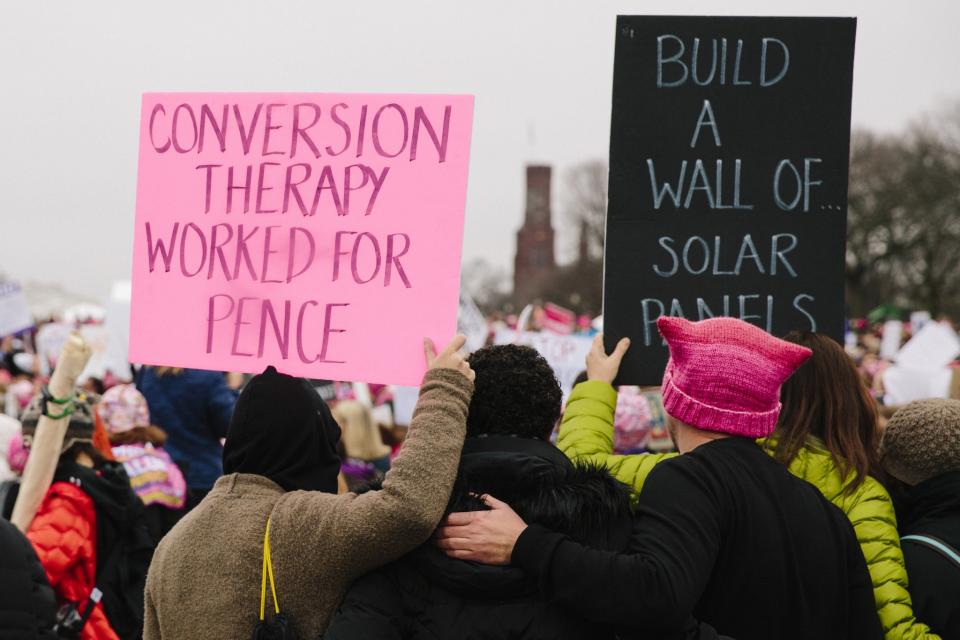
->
[130, 93, 474, 385]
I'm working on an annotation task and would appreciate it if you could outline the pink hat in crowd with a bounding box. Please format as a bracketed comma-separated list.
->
[657, 316, 812, 438]
[10, 380, 35, 413]
[7, 434, 28, 475]
[98, 384, 151, 434]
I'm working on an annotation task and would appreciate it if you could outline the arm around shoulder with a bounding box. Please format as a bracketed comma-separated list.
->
[511, 459, 720, 630]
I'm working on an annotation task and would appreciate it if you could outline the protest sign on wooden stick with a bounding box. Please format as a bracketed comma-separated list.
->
[11, 332, 92, 532]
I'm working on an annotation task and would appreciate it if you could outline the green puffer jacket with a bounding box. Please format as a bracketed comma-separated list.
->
[558, 380, 939, 640]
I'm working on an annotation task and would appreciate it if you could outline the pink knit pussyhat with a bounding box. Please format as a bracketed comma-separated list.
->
[98, 384, 150, 435]
[657, 316, 812, 438]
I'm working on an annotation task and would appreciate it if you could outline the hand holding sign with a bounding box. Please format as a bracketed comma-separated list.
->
[424, 334, 475, 382]
[586, 333, 631, 384]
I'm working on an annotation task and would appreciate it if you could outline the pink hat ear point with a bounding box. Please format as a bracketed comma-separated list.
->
[656, 315, 692, 341]
[783, 344, 813, 370]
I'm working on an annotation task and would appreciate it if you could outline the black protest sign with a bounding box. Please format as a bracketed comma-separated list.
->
[603, 16, 856, 385]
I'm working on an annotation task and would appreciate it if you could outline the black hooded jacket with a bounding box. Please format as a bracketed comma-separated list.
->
[53, 460, 155, 640]
[323, 435, 634, 640]
[896, 471, 960, 638]
[0, 517, 57, 640]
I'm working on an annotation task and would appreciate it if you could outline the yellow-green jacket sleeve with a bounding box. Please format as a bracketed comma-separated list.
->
[557, 380, 675, 494]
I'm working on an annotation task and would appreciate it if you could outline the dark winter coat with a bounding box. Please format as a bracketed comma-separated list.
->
[325, 435, 635, 640]
[513, 437, 883, 640]
[0, 517, 57, 640]
[897, 470, 960, 638]
[562, 381, 936, 640]
[136, 368, 237, 491]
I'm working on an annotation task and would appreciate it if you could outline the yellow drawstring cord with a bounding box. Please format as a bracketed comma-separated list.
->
[259, 517, 280, 620]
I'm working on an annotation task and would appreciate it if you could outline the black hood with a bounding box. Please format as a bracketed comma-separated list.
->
[54, 459, 150, 565]
[54, 460, 141, 527]
[897, 470, 960, 530]
[223, 366, 341, 493]
[410, 435, 634, 599]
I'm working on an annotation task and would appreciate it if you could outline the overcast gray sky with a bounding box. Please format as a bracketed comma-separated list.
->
[2, 0, 958, 301]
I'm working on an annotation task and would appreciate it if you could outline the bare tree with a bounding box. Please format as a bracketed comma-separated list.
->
[846, 130, 910, 313]
[846, 101, 960, 317]
[561, 160, 607, 264]
[896, 115, 960, 315]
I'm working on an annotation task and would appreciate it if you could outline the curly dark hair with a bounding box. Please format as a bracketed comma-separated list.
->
[465, 345, 562, 440]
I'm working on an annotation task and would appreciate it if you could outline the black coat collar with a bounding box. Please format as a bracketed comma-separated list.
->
[462, 434, 572, 469]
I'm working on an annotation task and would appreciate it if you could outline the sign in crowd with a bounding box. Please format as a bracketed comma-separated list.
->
[125, 19, 855, 387]
[130, 94, 473, 385]
[603, 17, 856, 384]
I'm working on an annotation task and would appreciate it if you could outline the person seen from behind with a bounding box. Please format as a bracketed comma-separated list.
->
[143, 336, 475, 639]
[436, 317, 883, 639]
[765, 331, 939, 640]
[22, 390, 153, 640]
[554, 328, 934, 640]
[326, 344, 637, 640]
[97, 384, 186, 542]
[881, 399, 960, 638]
[135, 367, 237, 510]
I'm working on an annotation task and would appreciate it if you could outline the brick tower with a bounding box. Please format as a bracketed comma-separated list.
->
[513, 165, 556, 298]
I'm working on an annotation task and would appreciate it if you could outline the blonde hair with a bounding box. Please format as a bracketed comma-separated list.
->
[333, 401, 391, 461]
[108, 425, 168, 447]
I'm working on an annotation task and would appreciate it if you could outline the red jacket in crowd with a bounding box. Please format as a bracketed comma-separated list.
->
[27, 480, 119, 640]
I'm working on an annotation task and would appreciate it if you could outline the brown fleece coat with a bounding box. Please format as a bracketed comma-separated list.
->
[142, 369, 472, 639]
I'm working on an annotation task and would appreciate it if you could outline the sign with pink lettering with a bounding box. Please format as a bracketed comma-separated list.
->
[130, 93, 474, 384]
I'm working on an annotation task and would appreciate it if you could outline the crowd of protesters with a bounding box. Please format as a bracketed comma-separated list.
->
[0, 307, 958, 639]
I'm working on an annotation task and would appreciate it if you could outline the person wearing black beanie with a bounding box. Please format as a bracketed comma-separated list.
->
[143, 336, 474, 640]
[222, 366, 342, 493]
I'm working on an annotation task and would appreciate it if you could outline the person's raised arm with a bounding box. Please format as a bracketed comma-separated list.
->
[559, 333, 674, 493]
[280, 335, 474, 577]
